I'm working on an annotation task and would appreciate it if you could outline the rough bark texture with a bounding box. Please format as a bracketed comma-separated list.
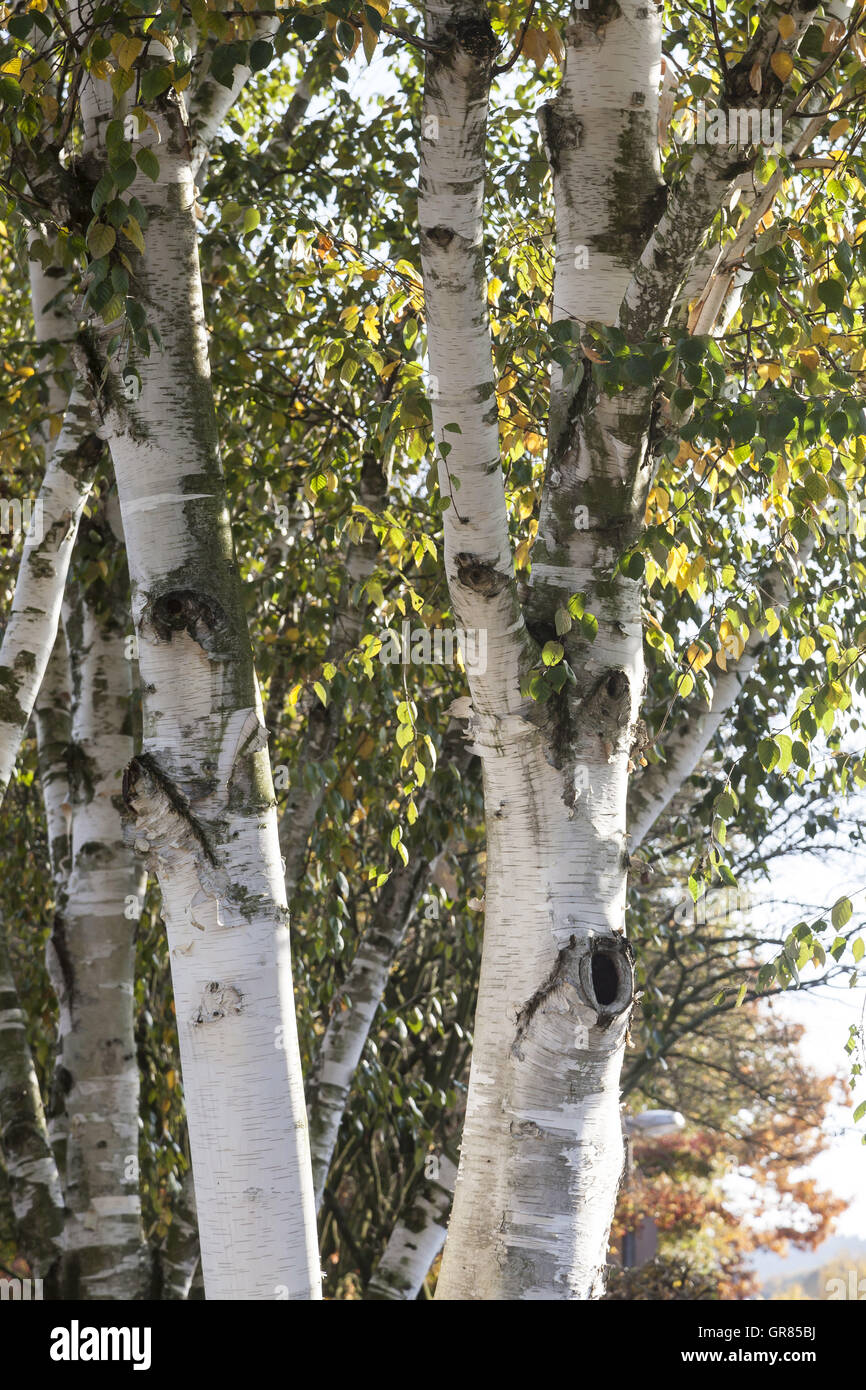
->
[0, 912, 65, 1280]
[423, 1, 645, 1301]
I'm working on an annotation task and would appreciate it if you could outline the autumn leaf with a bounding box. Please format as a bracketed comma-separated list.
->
[770, 51, 794, 82]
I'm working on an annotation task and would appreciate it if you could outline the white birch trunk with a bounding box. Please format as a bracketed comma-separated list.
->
[78, 91, 320, 1301]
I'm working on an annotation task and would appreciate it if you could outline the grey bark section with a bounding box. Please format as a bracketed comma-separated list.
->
[0, 911, 65, 1279]
[34, 629, 75, 1184]
[56, 517, 149, 1300]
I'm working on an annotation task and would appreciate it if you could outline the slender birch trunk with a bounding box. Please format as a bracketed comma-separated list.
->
[55, 520, 149, 1299]
[33, 631, 75, 1183]
[77, 83, 319, 1299]
[309, 852, 435, 1209]
[418, 1, 644, 1300]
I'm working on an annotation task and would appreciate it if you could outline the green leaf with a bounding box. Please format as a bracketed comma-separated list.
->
[854, 1100, 866, 1124]
[831, 897, 852, 930]
[313, 680, 328, 706]
[136, 147, 160, 181]
[774, 734, 793, 774]
[853, 938, 864, 963]
[249, 39, 273, 72]
[542, 641, 564, 667]
[140, 65, 174, 102]
[817, 278, 845, 311]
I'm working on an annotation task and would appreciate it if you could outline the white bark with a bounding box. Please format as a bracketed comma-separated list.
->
[79, 94, 320, 1301]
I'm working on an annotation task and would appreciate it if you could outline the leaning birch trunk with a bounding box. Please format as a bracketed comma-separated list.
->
[0, 394, 101, 804]
[309, 851, 435, 1209]
[0, 910, 65, 1280]
[56, 529, 149, 1298]
[367, 1156, 457, 1300]
[76, 83, 320, 1299]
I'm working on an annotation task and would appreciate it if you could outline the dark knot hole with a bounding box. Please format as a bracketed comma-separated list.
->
[591, 951, 620, 1007]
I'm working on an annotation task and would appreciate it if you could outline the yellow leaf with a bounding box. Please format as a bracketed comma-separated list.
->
[686, 643, 711, 673]
[524, 431, 545, 455]
[798, 347, 819, 372]
[39, 92, 58, 122]
[770, 51, 793, 81]
[522, 27, 548, 70]
[110, 34, 143, 70]
[777, 14, 796, 40]
[121, 217, 145, 254]
[756, 361, 781, 382]
[546, 26, 564, 64]
[828, 119, 850, 139]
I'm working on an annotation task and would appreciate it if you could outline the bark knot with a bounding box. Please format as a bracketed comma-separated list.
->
[193, 981, 243, 1025]
[454, 552, 508, 598]
[426, 225, 455, 249]
[147, 589, 226, 651]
